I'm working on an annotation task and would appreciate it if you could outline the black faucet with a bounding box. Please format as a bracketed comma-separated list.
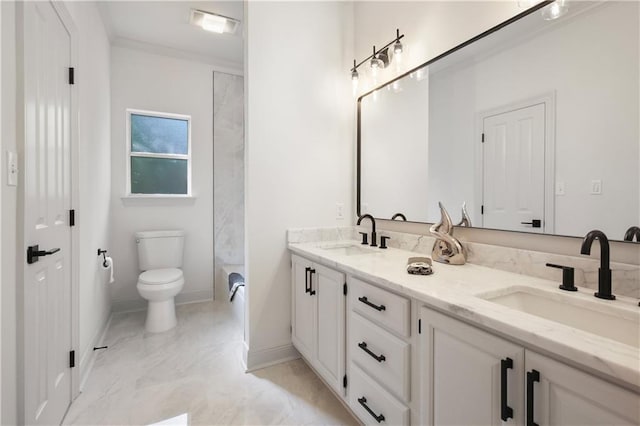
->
[580, 230, 615, 300]
[624, 226, 640, 242]
[357, 214, 377, 247]
[391, 213, 407, 221]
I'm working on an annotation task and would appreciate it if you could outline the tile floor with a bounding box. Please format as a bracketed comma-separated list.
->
[63, 300, 357, 425]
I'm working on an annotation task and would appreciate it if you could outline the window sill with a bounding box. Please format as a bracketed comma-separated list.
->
[121, 195, 197, 206]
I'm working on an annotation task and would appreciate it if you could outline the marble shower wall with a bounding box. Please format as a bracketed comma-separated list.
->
[214, 72, 244, 299]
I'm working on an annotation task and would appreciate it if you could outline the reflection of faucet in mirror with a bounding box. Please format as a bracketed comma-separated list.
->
[429, 202, 466, 265]
[357, 214, 378, 247]
[391, 213, 407, 221]
[623, 226, 640, 242]
[455, 202, 472, 227]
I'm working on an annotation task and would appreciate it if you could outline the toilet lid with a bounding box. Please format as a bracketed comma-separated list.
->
[139, 268, 183, 285]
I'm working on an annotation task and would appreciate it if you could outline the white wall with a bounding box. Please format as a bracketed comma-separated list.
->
[110, 47, 222, 311]
[244, 1, 354, 368]
[1, 2, 18, 422]
[354, 0, 640, 265]
[1, 1, 112, 422]
[64, 0, 113, 386]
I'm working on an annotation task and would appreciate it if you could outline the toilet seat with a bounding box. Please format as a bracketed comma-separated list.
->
[138, 268, 183, 285]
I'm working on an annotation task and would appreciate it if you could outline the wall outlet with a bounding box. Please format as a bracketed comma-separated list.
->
[555, 181, 565, 196]
[7, 151, 18, 187]
[591, 179, 602, 195]
[336, 203, 344, 220]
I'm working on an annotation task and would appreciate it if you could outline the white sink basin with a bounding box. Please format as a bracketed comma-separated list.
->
[318, 243, 379, 256]
[480, 286, 640, 348]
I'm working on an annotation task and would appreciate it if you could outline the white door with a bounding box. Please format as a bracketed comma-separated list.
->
[314, 263, 345, 396]
[291, 255, 316, 361]
[23, 1, 74, 424]
[420, 307, 525, 425]
[483, 103, 545, 233]
[526, 351, 639, 425]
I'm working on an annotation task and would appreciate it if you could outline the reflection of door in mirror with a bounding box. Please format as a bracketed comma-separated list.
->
[482, 103, 545, 233]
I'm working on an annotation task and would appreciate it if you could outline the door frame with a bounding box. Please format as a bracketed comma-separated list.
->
[474, 92, 556, 234]
[16, 1, 80, 421]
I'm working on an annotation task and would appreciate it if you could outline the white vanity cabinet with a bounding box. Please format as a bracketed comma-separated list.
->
[347, 277, 412, 425]
[291, 254, 346, 396]
[419, 306, 640, 425]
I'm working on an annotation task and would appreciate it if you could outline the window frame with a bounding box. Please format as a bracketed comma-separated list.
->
[125, 108, 192, 197]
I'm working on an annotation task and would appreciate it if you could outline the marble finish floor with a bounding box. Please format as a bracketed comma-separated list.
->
[63, 301, 357, 425]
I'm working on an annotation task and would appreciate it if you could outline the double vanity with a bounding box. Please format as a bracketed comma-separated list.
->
[288, 229, 640, 425]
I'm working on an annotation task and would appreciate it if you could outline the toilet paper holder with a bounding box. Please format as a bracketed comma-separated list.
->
[97, 249, 109, 267]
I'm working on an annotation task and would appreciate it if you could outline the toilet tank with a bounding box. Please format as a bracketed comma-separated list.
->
[136, 230, 185, 271]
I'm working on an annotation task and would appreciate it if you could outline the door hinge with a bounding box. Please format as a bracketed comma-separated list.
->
[70, 350, 76, 368]
[481, 133, 485, 143]
[69, 67, 75, 85]
[343, 282, 347, 296]
[481, 205, 484, 215]
[343, 375, 347, 388]
[418, 318, 422, 334]
[69, 209, 76, 226]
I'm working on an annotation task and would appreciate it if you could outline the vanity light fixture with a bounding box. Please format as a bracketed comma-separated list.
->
[190, 9, 240, 34]
[541, 0, 568, 20]
[350, 29, 405, 92]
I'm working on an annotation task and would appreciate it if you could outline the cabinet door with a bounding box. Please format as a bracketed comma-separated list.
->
[420, 307, 525, 425]
[526, 351, 640, 425]
[291, 255, 316, 361]
[315, 263, 346, 395]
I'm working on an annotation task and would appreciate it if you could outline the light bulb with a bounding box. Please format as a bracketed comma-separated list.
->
[541, 0, 568, 20]
[351, 69, 359, 95]
[370, 58, 381, 77]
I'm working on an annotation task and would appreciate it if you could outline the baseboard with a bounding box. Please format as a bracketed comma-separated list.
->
[79, 312, 112, 392]
[244, 343, 301, 372]
[111, 289, 214, 313]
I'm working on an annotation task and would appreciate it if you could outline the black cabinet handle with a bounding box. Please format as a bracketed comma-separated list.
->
[521, 219, 542, 228]
[357, 397, 385, 423]
[358, 296, 386, 312]
[309, 269, 316, 296]
[304, 267, 311, 294]
[27, 245, 61, 264]
[526, 369, 540, 426]
[358, 342, 386, 362]
[501, 357, 514, 421]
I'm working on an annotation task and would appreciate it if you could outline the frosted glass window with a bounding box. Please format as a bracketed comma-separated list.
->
[127, 110, 191, 196]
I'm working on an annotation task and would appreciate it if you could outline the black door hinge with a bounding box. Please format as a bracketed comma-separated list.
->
[70, 350, 76, 368]
[481, 205, 484, 215]
[481, 133, 485, 143]
[69, 209, 75, 226]
[69, 67, 75, 85]
[343, 375, 347, 388]
[343, 282, 347, 296]
[418, 319, 422, 334]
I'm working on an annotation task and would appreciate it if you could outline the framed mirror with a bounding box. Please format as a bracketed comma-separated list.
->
[358, 0, 639, 242]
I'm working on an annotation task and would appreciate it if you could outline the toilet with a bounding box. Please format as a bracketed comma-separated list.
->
[135, 230, 185, 333]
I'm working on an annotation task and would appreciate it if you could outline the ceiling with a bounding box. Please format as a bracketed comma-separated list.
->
[98, 1, 243, 67]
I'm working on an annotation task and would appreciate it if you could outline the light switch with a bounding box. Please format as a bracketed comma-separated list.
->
[591, 179, 602, 195]
[7, 151, 18, 187]
[556, 181, 565, 196]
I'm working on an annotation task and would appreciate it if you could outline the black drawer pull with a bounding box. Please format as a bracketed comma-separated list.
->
[357, 397, 385, 423]
[501, 357, 514, 421]
[526, 369, 540, 426]
[304, 267, 311, 294]
[358, 296, 386, 311]
[309, 268, 316, 296]
[358, 342, 386, 362]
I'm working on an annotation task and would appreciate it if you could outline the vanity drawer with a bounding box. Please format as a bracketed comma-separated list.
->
[350, 311, 410, 402]
[349, 363, 409, 426]
[350, 277, 410, 337]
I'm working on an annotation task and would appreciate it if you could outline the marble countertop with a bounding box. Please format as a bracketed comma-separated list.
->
[289, 240, 640, 391]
